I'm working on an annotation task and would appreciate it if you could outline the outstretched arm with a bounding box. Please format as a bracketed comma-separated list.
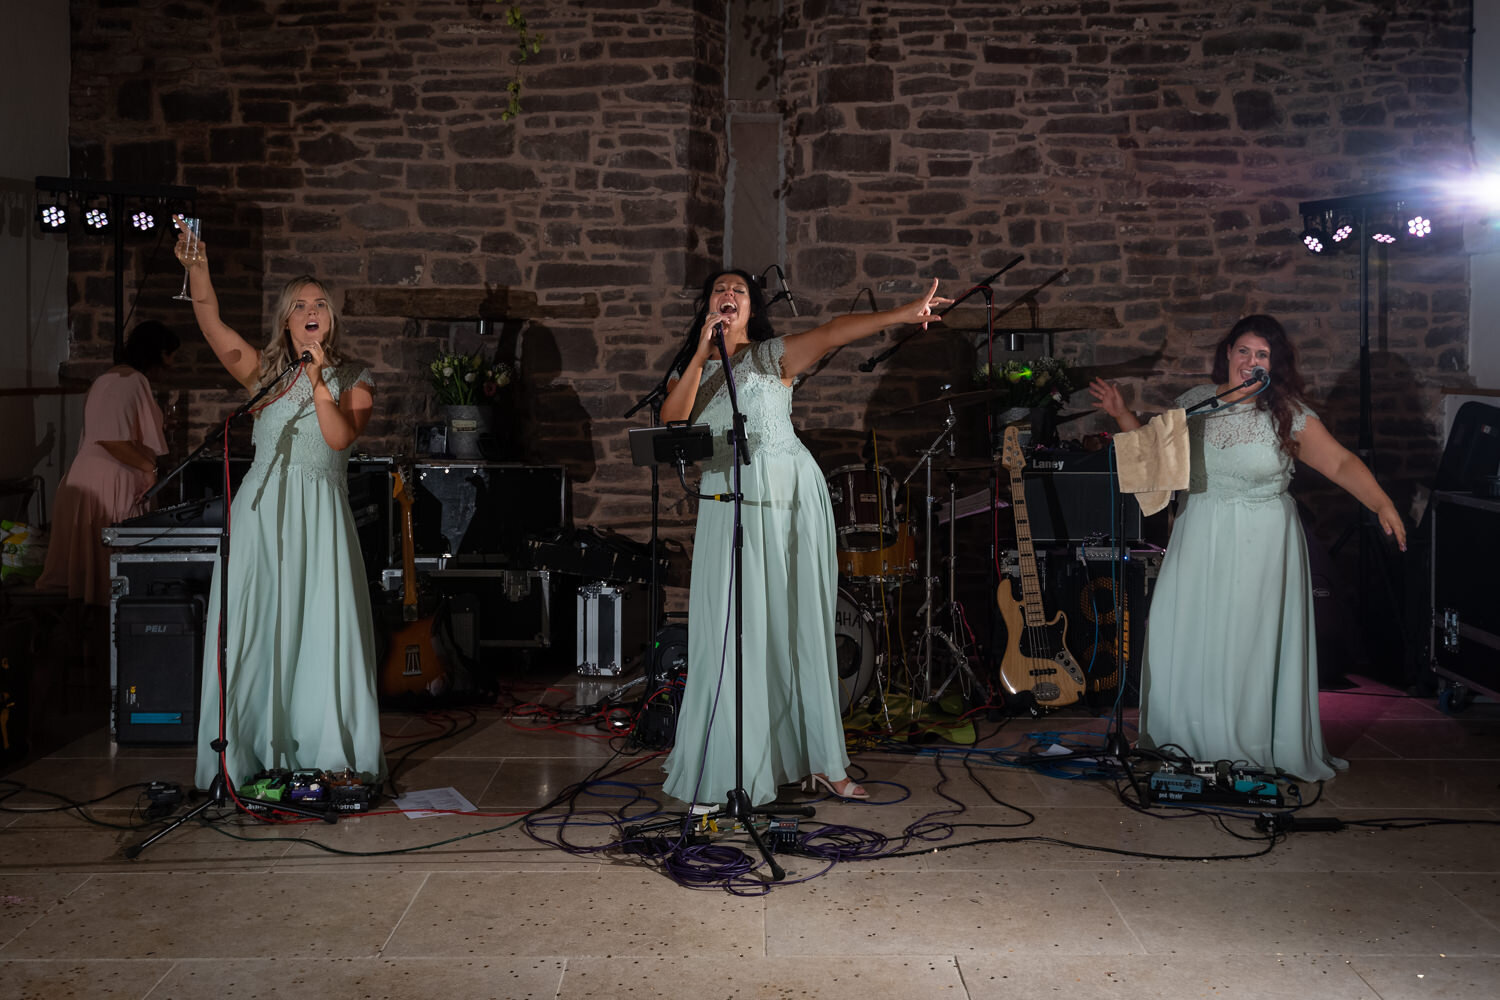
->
[777, 279, 951, 382]
[173, 215, 262, 391]
[1296, 416, 1407, 550]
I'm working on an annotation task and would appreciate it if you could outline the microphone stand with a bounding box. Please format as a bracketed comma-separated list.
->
[1182, 374, 1269, 417]
[697, 325, 791, 881]
[127, 354, 333, 859]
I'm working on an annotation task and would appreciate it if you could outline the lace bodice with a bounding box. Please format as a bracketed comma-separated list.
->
[1176, 384, 1312, 501]
[692, 338, 806, 472]
[244, 364, 373, 492]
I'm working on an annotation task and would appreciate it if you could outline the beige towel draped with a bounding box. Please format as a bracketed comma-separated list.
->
[1111, 408, 1189, 516]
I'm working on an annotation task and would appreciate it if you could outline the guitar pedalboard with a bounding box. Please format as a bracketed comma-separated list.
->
[1147, 761, 1283, 808]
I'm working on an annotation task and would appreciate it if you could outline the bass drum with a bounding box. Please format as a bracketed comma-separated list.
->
[833, 589, 875, 716]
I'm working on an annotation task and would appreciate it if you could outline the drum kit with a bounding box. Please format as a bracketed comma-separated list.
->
[824, 396, 1007, 721]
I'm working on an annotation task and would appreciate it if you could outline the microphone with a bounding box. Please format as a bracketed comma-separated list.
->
[275, 350, 312, 384]
[1238, 365, 1269, 388]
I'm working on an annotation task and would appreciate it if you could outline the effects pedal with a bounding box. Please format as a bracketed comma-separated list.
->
[1147, 761, 1283, 808]
[767, 817, 800, 853]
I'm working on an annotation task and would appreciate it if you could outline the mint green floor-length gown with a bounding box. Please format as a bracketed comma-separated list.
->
[194, 364, 386, 790]
[662, 337, 852, 808]
[1138, 384, 1346, 782]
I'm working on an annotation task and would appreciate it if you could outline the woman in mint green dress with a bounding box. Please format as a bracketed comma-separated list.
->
[659, 270, 948, 808]
[176, 221, 385, 791]
[1090, 315, 1406, 781]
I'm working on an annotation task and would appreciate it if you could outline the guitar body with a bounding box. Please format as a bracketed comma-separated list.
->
[378, 463, 450, 701]
[381, 613, 448, 698]
[996, 577, 1086, 707]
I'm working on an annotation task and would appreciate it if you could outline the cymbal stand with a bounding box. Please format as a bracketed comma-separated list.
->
[900, 405, 981, 707]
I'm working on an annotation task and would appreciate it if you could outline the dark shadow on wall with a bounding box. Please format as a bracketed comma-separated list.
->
[518, 321, 597, 518]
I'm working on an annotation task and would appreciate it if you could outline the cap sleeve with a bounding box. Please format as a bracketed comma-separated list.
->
[1292, 400, 1316, 435]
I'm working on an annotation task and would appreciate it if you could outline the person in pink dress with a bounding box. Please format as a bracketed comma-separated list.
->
[37, 321, 179, 606]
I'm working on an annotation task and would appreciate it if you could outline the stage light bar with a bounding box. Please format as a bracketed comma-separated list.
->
[131, 209, 156, 233]
[1406, 214, 1433, 239]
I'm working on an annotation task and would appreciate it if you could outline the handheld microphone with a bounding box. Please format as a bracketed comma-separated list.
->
[300, 351, 314, 364]
[1238, 365, 1268, 388]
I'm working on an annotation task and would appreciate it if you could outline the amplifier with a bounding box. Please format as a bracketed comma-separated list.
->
[1023, 446, 1143, 544]
[411, 463, 569, 560]
[114, 597, 204, 745]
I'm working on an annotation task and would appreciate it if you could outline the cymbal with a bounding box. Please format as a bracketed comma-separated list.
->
[945, 326, 1092, 336]
[931, 458, 997, 472]
[875, 386, 1012, 417]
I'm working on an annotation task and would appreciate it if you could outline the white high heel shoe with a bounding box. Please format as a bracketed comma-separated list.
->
[802, 772, 869, 801]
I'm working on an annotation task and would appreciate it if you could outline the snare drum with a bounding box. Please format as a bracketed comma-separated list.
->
[826, 464, 899, 551]
[834, 589, 875, 715]
[838, 519, 918, 584]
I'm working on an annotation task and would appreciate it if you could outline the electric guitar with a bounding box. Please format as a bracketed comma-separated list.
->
[996, 425, 1086, 708]
[379, 463, 448, 699]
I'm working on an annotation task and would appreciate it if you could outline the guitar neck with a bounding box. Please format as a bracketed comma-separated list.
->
[1007, 464, 1046, 627]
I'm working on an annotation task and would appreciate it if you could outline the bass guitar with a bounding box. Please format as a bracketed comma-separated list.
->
[379, 463, 448, 699]
[996, 425, 1085, 709]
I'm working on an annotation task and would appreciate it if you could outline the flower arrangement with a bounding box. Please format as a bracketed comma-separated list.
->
[973, 356, 1075, 411]
[428, 350, 514, 406]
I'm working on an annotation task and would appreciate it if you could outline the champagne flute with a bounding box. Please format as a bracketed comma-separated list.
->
[173, 216, 201, 302]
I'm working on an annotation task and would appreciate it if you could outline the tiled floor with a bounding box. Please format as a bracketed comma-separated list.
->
[2, 670, 1499, 999]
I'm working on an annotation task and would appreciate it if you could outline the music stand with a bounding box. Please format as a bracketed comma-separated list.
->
[628, 423, 715, 470]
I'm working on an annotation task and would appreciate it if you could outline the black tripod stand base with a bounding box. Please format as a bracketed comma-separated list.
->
[125, 773, 234, 859]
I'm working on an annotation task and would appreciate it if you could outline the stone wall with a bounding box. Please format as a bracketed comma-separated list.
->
[59, 0, 1475, 554]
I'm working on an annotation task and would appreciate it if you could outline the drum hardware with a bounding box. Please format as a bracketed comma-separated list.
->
[899, 403, 983, 706]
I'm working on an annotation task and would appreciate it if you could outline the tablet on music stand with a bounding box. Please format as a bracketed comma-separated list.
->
[629, 423, 715, 467]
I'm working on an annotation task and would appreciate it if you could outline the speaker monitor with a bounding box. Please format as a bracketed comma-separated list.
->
[1435, 401, 1500, 492]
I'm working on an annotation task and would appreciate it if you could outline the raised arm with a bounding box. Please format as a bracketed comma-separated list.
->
[777, 279, 950, 382]
[173, 216, 261, 391]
